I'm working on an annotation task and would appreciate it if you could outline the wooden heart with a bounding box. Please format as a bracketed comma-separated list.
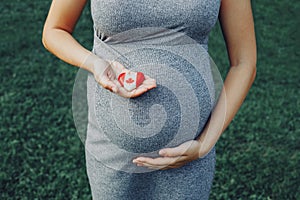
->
[118, 71, 145, 91]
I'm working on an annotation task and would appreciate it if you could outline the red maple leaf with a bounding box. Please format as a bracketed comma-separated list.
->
[126, 78, 135, 84]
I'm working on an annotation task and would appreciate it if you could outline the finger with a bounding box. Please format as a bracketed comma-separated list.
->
[133, 156, 180, 167]
[116, 83, 149, 98]
[109, 79, 139, 98]
[100, 77, 118, 93]
[159, 143, 190, 157]
[143, 76, 157, 85]
[143, 164, 166, 170]
[128, 79, 157, 98]
[162, 140, 200, 157]
[114, 85, 135, 98]
[106, 68, 116, 80]
[135, 156, 188, 170]
[159, 147, 186, 157]
[141, 81, 157, 90]
[130, 86, 149, 98]
[142, 80, 157, 90]
[110, 61, 127, 75]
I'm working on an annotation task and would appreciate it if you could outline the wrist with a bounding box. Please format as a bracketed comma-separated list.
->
[80, 52, 110, 74]
[198, 144, 213, 159]
[196, 137, 212, 159]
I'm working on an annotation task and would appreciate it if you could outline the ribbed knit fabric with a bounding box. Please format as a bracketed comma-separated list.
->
[85, 0, 221, 199]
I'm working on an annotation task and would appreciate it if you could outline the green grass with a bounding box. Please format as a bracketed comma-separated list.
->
[1, 0, 299, 199]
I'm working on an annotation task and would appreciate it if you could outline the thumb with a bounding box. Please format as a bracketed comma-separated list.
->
[100, 77, 118, 93]
[159, 145, 185, 157]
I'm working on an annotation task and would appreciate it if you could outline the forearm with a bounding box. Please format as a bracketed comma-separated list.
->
[42, 0, 106, 73]
[42, 28, 104, 73]
[197, 63, 256, 156]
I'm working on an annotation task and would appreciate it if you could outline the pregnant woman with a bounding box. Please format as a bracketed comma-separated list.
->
[42, 0, 256, 199]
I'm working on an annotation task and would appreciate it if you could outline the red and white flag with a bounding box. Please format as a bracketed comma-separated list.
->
[118, 71, 145, 91]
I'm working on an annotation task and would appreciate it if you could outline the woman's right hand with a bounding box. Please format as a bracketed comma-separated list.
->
[92, 59, 157, 98]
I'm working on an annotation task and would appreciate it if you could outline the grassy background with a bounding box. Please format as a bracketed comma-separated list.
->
[0, 0, 299, 199]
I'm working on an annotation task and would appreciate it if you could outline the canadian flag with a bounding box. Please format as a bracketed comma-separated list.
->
[118, 71, 145, 91]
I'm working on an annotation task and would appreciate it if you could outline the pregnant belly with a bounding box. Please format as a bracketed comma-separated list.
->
[83, 34, 217, 172]
[92, 48, 214, 153]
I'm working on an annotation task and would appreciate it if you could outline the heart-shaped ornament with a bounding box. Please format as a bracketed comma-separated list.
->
[118, 71, 145, 91]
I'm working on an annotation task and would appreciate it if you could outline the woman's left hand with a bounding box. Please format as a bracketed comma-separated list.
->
[133, 140, 206, 170]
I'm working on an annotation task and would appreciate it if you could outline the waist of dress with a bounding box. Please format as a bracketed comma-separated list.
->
[93, 26, 209, 51]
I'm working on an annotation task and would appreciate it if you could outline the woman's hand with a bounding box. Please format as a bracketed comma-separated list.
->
[92, 59, 157, 98]
[133, 140, 208, 170]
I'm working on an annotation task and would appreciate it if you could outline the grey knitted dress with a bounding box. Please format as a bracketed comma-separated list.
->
[84, 0, 221, 199]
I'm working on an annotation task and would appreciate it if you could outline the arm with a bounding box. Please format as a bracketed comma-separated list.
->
[42, 0, 156, 97]
[197, 0, 257, 156]
[133, 0, 257, 169]
[42, 0, 93, 71]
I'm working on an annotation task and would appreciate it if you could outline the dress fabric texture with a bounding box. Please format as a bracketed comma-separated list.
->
[85, 0, 221, 199]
